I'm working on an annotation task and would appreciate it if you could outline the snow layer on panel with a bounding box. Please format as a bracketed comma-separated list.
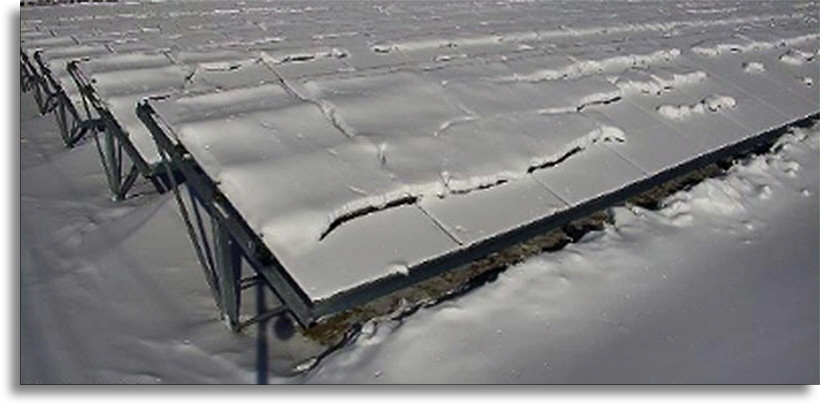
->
[734, 45, 819, 108]
[170, 50, 253, 66]
[380, 112, 600, 196]
[220, 144, 408, 260]
[420, 176, 568, 246]
[154, 84, 296, 125]
[580, 101, 704, 175]
[656, 32, 820, 119]
[274, 204, 459, 302]
[84, 64, 191, 164]
[619, 69, 785, 154]
[89, 65, 191, 99]
[532, 144, 646, 207]
[300, 71, 466, 140]
[79, 52, 174, 75]
[52, 52, 172, 108]
[151, 88, 407, 258]
[668, 70, 793, 138]
[265, 53, 353, 81]
[603, 54, 793, 145]
[686, 49, 817, 118]
[500, 54, 577, 82]
[88, 59, 285, 165]
[185, 59, 281, 93]
[387, 31, 538, 69]
[107, 40, 162, 55]
[38, 45, 112, 77]
[104, 94, 166, 165]
[322, 39, 410, 72]
[21, 36, 77, 53]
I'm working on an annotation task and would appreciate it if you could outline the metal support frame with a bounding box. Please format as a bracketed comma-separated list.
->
[155, 141, 285, 331]
[20, 50, 38, 93]
[214, 216, 242, 329]
[21, 50, 58, 115]
[66, 60, 170, 200]
[21, 48, 104, 148]
[138, 97, 820, 331]
[30, 51, 101, 147]
[138, 101, 313, 329]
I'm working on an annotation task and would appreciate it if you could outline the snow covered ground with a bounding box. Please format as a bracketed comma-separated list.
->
[20, 86, 818, 383]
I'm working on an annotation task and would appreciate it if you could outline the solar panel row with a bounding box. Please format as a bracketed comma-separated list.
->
[22, 0, 819, 325]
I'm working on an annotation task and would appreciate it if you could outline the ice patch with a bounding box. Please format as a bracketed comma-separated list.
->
[779, 49, 816, 65]
[371, 44, 394, 53]
[614, 69, 706, 95]
[528, 126, 625, 172]
[386, 262, 410, 277]
[692, 38, 770, 57]
[691, 33, 819, 59]
[656, 94, 736, 120]
[742, 61, 765, 74]
[263, 47, 349, 65]
[432, 116, 479, 137]
[509, 49, 681, 83]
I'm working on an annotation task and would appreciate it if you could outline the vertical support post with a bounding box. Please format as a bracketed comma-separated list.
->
[256, 280, 269, 385]
[55, 93, 69, 145]
[103, 127, 119, 196]
[20, 62, 29, 92]
[214, 216, 242, 330]
[32, 75, 45, 113]
[53, 92, 86, 148]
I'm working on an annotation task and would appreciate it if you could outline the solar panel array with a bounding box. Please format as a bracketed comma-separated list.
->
[22, 1, 820, 308]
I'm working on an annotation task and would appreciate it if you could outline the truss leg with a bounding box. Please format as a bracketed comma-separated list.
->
[103, 127, 120, 196]
[33, 76, 59, 115]
[42, 92, 59, 114]
[256, 280, 269, 385]
[32, 77, 46, 114]
[119, 164, 141, 197]
[55, 93, 71, 145]
[54, 93, 92, 148]
[20, 63, 31, 92]
[92, 124, 138, 201]
[214, 217, 242, 330]
[149, 173, 171, 194]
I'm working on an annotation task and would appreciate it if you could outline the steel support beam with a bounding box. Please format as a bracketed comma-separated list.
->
[20, 53, 37, 93]
[22, 49, 99, 147]
[214, 216, 242, 330]
[137, 101, 314, 328]
[21, 50, 52, 115]
[256, 281, 269, 385]
[66, 61, 170, 200]
[53, 91, 97, 147]
[31, 52, 62, 115]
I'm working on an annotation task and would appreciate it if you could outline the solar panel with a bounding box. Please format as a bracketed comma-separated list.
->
[22, 0, 820, 326]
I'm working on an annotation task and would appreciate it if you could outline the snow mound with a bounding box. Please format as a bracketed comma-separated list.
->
[657, 95, 737, 120]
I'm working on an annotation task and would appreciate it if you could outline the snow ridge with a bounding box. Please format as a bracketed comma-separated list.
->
[507, 49, 682, 83]
[318, 125, 626, 241]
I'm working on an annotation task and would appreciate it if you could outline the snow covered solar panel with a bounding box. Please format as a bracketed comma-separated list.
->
[23, 0, 819, 324]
